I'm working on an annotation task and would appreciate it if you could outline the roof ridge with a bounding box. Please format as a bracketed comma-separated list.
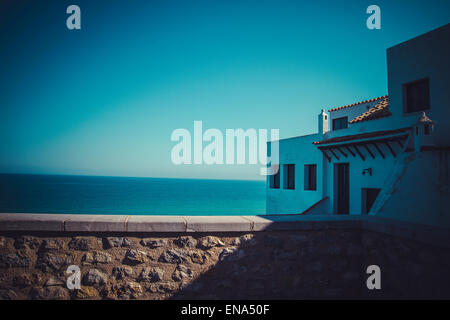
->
[328, 95, 388, 112]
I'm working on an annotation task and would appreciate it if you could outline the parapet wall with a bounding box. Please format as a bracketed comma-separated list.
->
[0, 214, 449, 300]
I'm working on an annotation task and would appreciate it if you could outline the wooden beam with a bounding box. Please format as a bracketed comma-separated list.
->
[363, 144, 375, 159]
[337, 147, 348, 158]
[372, 143, 385, 159]
[320, 148, 331, 162]
[353, 145, 365, 161]
[329, 148, 340, 161]
[345, 146, 356, 157]
[396, 139, 404, 148]
[385, 141, 396, 157]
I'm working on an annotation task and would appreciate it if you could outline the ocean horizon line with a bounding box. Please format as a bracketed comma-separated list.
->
[0, 172, 266, 183]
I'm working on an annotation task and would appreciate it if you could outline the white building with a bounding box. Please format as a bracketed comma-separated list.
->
[266, 24, 450, 228]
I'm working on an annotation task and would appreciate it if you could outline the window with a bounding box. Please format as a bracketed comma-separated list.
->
[332, 117, 348, 130]
[283, 164, 295, 190]
[424, 124, 430, 135]
[270, 166, 280, 189]
[304, 164, 317, 190]
[403, 78, 430, 113]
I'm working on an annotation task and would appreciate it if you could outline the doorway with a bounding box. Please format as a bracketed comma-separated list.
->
[334, 163, 350, 214]
[362, 188, 381, 214]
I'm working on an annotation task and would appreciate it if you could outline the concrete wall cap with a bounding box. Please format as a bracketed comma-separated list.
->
[0, 213, 449, 248]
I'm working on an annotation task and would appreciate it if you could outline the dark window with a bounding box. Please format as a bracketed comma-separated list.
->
[283, 164, 295, 189]
[304, 164, 317, 190]
[270, 166, 280, 189]
[332, 117, 348, 130]
[403, 78, 430, 113]
[424, 124, 430, 135]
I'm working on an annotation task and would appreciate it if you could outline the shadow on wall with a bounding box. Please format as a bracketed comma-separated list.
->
[1, 221, 450, 299]
[169, 229, 364, 300]
[374, 150, 450, 228]
[169, 227, 450, 300]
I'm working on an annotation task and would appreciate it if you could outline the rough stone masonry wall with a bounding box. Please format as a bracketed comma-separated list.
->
[1, 229, 450, 300]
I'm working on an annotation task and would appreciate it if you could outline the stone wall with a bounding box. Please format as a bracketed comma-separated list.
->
[1, 228, 450, 300]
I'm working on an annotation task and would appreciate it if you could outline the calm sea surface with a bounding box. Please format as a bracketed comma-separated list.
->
[0, 174, 266, 215]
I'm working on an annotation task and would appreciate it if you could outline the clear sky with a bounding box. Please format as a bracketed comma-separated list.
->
[0, 0, 449, 180]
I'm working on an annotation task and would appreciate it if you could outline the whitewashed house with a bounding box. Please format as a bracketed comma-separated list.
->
[266, 24, 450, 228]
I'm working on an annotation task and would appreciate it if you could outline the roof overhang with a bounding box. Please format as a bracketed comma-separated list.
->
[314, 128, 411, 162]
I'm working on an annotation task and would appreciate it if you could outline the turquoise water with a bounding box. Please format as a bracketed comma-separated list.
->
[0, 174, 266, 215]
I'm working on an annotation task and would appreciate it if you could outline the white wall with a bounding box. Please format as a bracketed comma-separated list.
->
[322, 138, 402, 215]
[266, 133, 323, 214]
[387, 24, 450, 146]
[373, 150, 450, 228]
[328, 99, 382, 130]
[325, 112, 418, 143]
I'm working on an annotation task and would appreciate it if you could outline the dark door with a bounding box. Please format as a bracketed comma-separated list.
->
[336, 163, 350, 214]
[362, 188, 381, 214]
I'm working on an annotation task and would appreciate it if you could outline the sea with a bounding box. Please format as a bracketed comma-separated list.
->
[0, 174, 266, 215]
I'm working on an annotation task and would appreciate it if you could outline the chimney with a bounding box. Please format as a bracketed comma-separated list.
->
[413, 112, 434, 152]
[318, 109, 328, 135]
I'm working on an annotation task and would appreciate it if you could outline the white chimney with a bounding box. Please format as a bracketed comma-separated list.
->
[318, 109, 329, 135]
[413, 112, 434, 152]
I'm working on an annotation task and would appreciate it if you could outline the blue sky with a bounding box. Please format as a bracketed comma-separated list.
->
[0, 0, 449, 180]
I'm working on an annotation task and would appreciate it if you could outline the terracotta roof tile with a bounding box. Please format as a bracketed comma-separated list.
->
[349, 96, 391, 124]
[327, 95, 388, 113]
[313, 127, 410, 145]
